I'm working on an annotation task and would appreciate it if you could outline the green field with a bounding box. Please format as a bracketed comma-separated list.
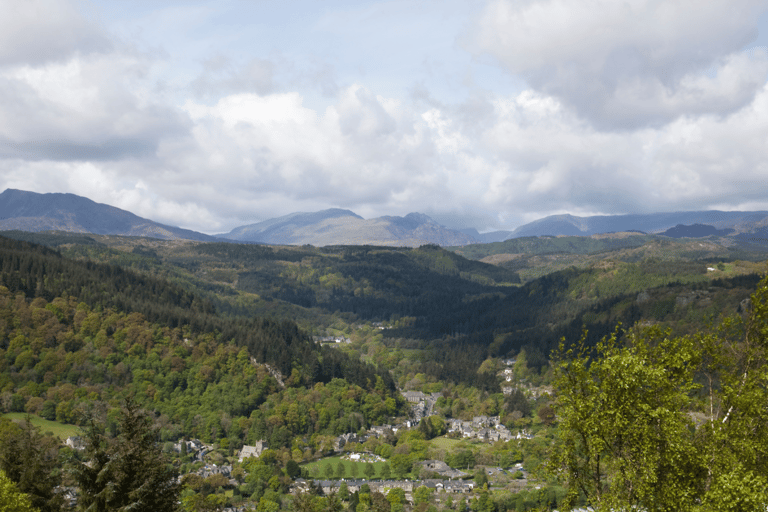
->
[2, 413, 82, 440]
[428, 436, 465, 451]
[302, 455, 390, 479]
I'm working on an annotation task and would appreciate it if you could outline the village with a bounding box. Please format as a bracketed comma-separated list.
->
[57, 354, 543, 510]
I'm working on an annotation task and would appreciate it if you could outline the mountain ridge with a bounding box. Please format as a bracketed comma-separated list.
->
[509, 211, 768, 237]
[218, 209, 477, 247]
[5, 188, 768, 246]
[0, 189, 478, 247]
[0, 189, 218, 242]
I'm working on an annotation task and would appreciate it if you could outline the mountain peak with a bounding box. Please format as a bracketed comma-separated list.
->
[0, 189, 216, 241]
[220, 210, 476, 246]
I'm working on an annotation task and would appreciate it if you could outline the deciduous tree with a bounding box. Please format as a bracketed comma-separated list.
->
[552, 276, 768, 511]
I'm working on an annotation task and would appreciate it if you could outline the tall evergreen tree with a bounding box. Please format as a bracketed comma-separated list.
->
[0, 417, 62, 512]
[73, 398, 180, 512]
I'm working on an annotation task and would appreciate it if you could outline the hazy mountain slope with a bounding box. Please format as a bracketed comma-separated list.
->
[220, 208, 363, 243]
[0, 189, 217, 241]
[510, 211, 768, 237]
[663, 224, 735, 238]
[220, 211, 477, 247]
[451, 233, 768, 284]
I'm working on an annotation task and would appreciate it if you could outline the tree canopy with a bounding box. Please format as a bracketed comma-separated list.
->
[552, 276, 768, 511]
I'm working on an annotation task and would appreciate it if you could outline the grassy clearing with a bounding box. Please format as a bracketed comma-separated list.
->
[302, 455, 389, 479]
[429, 436, 464, 451]
[2, 413, 81, 440]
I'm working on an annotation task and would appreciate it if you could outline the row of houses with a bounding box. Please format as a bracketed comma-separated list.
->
[446, 416, 515, 442]
[292, 478, 476, 497]
[312, 336, 351, 344]
[195, 463, 233, 480]
[414, 460, 470, 479]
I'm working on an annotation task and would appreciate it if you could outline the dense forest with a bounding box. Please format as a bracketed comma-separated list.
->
[2, 231, 764, 389]
[0, 236, 406, 449]
[0, 230, 767, 511]
[0, 236, 395, 391]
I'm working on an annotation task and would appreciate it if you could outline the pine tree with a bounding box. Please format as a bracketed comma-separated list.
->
[73, 398, 180, 511]
[0, 417, 62, 512]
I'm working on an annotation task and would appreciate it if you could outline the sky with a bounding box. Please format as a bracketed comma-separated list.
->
[1, 0, 768, 234]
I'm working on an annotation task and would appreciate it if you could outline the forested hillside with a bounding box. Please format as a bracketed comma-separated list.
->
[0, 236, 402, 448]
[451, 233, 768, 283]
[2, 231, 763, 393]
[1, 231, 767, 511]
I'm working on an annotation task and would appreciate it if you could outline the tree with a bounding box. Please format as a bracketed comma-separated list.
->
[286, 459, 301, 479]
[385, 488, 405, 505]
[536, 404, 555, 426]
[364, 462, 375, 480]
[73, 398, 180, 511]
[0, 470, 38, 512]
[370, 491, 391, 512]
[418, 419, 433, 440]
[379, 463, 391, 480]
[326, 489, 343, 512]
[474, 469, 488, 489]
[552, 276, 768, 512]
[389, 454, 412, 480]
[412, 485, 433, 505]
[350, 462, 359, 479]
[552, 326, 702, 511]
[0, 417, 62, 512]
[323, 463, 334, 480]
[338, 481, 349, 501]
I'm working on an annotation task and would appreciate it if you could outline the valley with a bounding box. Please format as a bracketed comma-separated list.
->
[0, 224, 767, 510]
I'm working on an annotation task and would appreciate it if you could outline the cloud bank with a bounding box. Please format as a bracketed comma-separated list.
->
[0, 0, 767, 234]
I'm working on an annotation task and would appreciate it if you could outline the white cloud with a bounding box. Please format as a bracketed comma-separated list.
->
[1, 0, 768, 235]
[178, 86, 439, 220]
[0, 0, 110, 66]
[468, 0, 768, 128]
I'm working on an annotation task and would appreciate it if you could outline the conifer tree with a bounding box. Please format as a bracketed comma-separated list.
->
[0, 417, 62, 512]
[73, 398, 180, 511]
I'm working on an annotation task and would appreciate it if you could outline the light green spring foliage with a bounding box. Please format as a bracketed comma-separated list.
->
[0, 471, 37, 512]
[553, 276, 768, 512]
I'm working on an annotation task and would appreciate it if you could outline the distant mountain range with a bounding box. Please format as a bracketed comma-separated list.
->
[0, 189, 475, 247]
[508, 211, 768, 238]
[0, 189, 217, 242]
[217, 209, 476, 246]
[3, 188, 768, 247]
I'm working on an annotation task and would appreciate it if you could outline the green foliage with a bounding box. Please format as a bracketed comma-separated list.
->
[73, 398, 180, 511]
[0, 281, 402, 447]
[0, 470, 38, 512]
[285, 460, 301, 479]
[453, 234, 653, 261]
[0, 234, 398, 400]
[385, 488, 404, 504]
[552, 276, 768, 511]
[388, 454, 412, 480]
[0, 417, 61, 512]
[412, 485, 433, 505]
[446, 449, 474, 470]
[474, 469, 488, 488]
